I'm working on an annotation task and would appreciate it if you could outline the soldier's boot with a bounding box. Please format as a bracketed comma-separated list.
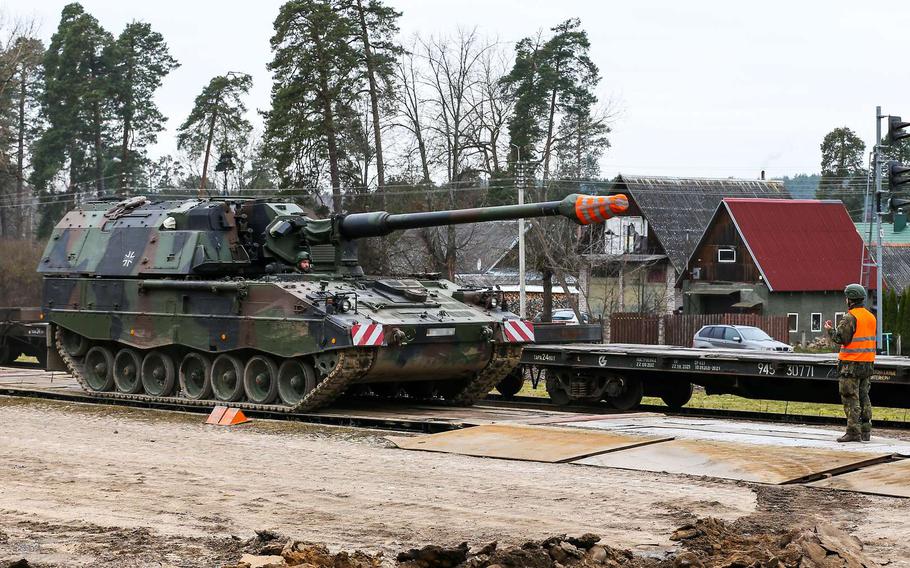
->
[837, 432, 862, 443]
[861, 427, 871, 442]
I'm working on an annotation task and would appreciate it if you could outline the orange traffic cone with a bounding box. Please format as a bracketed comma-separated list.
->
[205, 405, 250, 426]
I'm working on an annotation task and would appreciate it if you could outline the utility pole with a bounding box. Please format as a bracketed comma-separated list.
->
[513, 145, 528, 319]
[874, 106, 884, 352]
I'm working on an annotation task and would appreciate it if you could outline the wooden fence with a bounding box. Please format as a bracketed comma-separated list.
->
[610, 313, 790, 346]
[609, 313, 660, 344]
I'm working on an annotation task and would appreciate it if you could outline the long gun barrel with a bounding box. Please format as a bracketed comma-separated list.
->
[338, 193, 629, 239]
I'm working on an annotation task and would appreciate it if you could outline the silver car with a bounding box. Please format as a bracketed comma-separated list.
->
[692, 325, 793, 352]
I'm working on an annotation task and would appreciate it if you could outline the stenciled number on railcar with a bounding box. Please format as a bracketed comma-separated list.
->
[757, 363, 776, 375]
[785, 364, 814, 378]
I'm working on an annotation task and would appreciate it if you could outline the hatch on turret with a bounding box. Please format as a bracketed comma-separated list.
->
[374, 279, 429, 302]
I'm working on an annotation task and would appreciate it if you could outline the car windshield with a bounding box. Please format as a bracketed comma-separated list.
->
[552, 312, 575, 320]
[739, 327, 772, 341]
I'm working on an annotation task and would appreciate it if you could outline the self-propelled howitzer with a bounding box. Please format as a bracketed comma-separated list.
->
[39, 193, 628, 411]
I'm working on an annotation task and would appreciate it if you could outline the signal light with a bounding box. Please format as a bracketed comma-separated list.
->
[890, 197, 910, 211]
[888, 116, 910, 144]
[889, 161, 910, 189]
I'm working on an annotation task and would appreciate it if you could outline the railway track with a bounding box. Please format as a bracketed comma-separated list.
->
[2, 363, 909, 433]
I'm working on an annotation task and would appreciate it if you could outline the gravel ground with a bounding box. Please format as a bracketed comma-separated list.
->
[0, 396, 907, 567]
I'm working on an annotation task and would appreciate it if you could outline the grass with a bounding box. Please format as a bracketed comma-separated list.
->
[514, 380, 910, 423]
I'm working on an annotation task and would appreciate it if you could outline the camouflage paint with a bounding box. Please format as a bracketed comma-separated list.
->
[40, 194, 625, 384]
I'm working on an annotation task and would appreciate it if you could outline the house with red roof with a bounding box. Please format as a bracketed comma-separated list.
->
[677, 198, 876, 343]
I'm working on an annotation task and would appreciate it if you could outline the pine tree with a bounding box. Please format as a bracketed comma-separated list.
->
[345, 0, 400, 192]
[176, 72, 252, 193]
[32, 3, 115, 237]
[265, 0, 362, 212]
[0, 35, 43, 238]
[503, 19, 600, 191]
[816, 127, 867, 221]
[106, 22, 179, 189]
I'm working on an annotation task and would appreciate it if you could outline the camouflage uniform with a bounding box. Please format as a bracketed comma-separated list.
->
[827, 308, 874, 437]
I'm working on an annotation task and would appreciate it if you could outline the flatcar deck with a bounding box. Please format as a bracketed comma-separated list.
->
[521, 343, 910, 409]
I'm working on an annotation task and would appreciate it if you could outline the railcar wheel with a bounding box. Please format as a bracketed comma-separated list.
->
[84, 346, 115, 391]
[606, 376, 643, 411]
[660, 381, 694, 410]
[243, 356, 279, 404]
[495, 368, 525, 398]
[277, 359, 316, 406]
[179, 353, 213, 400]
[546, 371, 571, 406]
[61, 329, 89, 357]
[113, 348, 143, 393]
[211, 354, 244, 402]
[141, 351, 176, 396]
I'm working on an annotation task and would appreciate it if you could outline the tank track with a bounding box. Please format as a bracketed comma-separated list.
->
[55, 328, 375, 413]
[451, 345, 523, 405]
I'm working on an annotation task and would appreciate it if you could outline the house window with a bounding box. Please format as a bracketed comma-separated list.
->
[810, 313, 822, 332]
[787, 313, 799, 333]
[717, 248, 736, 263]
[834, 312, 845, 327]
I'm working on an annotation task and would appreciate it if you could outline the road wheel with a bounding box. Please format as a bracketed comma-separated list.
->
[606, 376, 643, 411]
[244, 356, 279, 404]
[660, 381, 694, 410]
[546, 371, 571, 406]
[277, 359, 316, 406]
[84, 346, 115, 391]
[113, 348, 143, 393]
[211, 354, 244, 402]
[141, 351, 176, 396]
[495, 368, 524, 398]
[61, 329, 89, 357]
[179, 352, 213, 400]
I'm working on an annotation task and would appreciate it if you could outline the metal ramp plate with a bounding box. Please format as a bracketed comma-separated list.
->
[808, 458, 910, 498]
[387, 423, 671, 463]
[576, 438, 891, 484]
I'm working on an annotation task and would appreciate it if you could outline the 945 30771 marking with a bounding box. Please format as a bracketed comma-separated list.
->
[757, 363, 814, 378]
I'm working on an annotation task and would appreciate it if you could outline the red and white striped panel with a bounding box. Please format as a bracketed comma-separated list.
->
[502, 320, 535, 343]
[351, 323, 384, 346]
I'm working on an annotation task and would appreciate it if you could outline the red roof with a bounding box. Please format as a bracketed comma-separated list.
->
[722, 198, 874, 292]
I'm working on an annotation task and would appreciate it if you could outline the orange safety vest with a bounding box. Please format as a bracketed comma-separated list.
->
[839, 307, 876, 362]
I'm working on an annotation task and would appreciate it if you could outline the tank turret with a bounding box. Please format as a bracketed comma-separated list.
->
[40, 193, 628, 278]
[39, 192, 628, 413]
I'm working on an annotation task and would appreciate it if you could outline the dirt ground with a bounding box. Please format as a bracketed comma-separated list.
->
[1, 396, 908, 567]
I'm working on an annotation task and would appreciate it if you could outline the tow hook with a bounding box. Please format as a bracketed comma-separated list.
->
[389, 328, 407, 346]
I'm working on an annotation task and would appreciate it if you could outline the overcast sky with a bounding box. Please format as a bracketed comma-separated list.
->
[5, 0, 907, 180]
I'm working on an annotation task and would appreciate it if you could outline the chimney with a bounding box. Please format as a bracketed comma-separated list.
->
[896, 208, 907, 233]
[760, 170, 765, 180]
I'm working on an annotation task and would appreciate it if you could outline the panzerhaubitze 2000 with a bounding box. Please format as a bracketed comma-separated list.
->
[38, 192, 628, 412]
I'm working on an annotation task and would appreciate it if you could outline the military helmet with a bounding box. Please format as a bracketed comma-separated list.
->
[844, 283, 867, 301]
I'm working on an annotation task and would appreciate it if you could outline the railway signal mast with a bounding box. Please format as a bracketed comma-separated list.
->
[871, 110, 910, 352]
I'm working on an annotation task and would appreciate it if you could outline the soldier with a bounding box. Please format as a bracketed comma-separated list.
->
[824, 284, 876, 443]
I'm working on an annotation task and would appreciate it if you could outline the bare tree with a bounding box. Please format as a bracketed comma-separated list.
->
[392, 36, 432, 186]
[464, 42, 514, 176]
[417, 28, 493, 278]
